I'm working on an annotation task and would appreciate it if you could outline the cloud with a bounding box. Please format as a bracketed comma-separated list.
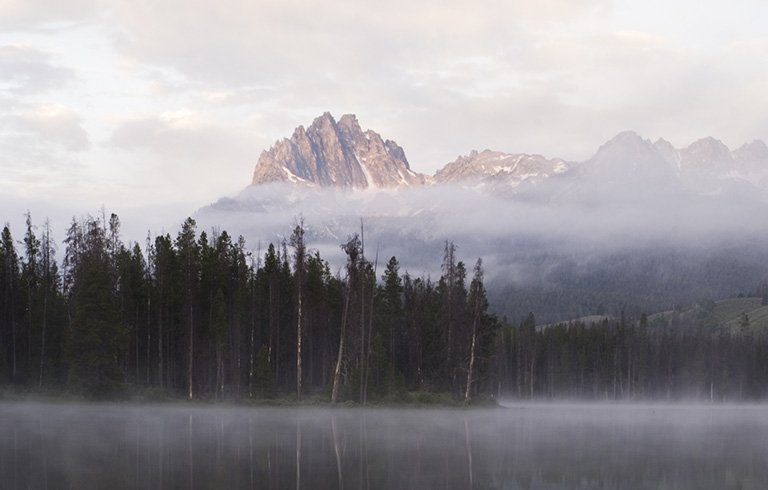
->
[110, 108, 256, 160]
[10, 104, 91, 151]
[109, 108, 262, 203]
[3, 0, 768, 249]
[0, 44, 76, 94]
[0, 105, 89, 190]
[106, 0, 605, 89]
[0, 0, 101, 29]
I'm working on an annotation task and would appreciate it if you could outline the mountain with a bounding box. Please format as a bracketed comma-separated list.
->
[250, 112, 430, 189]
[200, 114, 768, 324]
[652, 136, 768, 198]
[733, 139, 768, 174]
[221, 112, 768, 259]
[555, 131, 686, 203]
[435, 150, 570, 196]
[249, 113, 768, 202]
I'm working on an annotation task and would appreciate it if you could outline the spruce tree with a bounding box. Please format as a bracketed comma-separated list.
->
[1, 225, 20, 383]
[64, 216, 126, 396]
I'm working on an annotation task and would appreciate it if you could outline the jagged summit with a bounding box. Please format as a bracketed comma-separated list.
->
[580, 131, 677, 182]
[733, 139, 768, 173]
[435, 149, 570, 192]
[247, 116, 768, 203]
[250, 112, 430, 189]
[558, 130, 683, 202]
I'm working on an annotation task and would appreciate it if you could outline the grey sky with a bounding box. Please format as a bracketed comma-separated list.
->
[1, 0, 767, 242]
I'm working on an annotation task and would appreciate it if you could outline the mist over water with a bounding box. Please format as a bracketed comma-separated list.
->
[2, 402, 767, 490]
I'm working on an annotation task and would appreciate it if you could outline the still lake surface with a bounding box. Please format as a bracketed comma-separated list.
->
[0, 402, 766, 489]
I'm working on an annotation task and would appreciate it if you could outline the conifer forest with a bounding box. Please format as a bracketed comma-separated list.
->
[1, 212, 767, 402]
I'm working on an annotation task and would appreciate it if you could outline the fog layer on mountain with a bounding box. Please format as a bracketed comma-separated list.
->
[198, 118, 768, 324]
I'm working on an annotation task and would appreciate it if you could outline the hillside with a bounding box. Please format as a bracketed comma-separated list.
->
[647, 296, 768, 336]
[549, 296, 768, 337]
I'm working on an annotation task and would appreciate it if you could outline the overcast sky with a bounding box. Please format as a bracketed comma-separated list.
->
[2, 0, 767, 243]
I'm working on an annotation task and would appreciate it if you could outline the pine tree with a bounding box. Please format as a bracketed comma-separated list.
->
[176, 218, 200, 400]
[254, 344, 275, 398]
[37, 218, 65, 387]
[438, 242, 467, 393]
[332, 234, 361, 405]
[381, 256, 404, 394]
[229, 234, 250, 401]
[290, 219, 307, 399]
[465, 258, 486, 403]
[21, 212, 41, 381]
[64, 216, 126, 396]
[1, 225, 20, 383]
[117, 242, 148, 387]
[152, 233, 178, 390]
[263, 243, 282, 391]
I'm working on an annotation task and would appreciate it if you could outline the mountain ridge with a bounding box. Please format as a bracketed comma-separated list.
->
[201, 116, 768, 325]
[249, 114, 768, 201]
[250, 112, 431, 189]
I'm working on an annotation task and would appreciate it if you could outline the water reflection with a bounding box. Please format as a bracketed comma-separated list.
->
[0, 403, 766, 489]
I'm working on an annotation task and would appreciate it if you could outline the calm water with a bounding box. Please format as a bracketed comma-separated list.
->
[1, 402, 766, 489]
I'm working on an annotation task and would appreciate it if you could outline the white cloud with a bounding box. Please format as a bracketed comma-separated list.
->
[111, 109, 254, 159]
[105, 0, 607, 90]
[2, 0, 768, 244]
[15, 104, 90, 151]
[0, 44, 76, 94]
[0, 0, 101, 29]
[109, 108, 262, 205]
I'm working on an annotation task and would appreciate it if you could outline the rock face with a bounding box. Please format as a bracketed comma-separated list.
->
[733, 140, 768, 174]
[435, 149, 570, 190]
[251, 112, 430, 189]
[653, 136, 768, 197]
[250, 112, 768, 203]
[553, 131, 685, 203]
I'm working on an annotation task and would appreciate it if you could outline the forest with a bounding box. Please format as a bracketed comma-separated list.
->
[1, 212, 768, 402]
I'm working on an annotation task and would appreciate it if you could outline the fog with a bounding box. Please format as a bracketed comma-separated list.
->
[199, 178, 768, 269]
[2, 402, 767, 489]
[196, 180, 768, 322]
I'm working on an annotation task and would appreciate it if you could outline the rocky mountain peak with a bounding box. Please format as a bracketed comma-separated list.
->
[599, 131, 656, 154]
[434, 149, 570, 193]
[678, 138, 734, 193]
[590, 131, 668, 172]
[337, 114, 363, 138]
[251, 113, 429, 189]
[560, 131, 682, 202]
[684, 137, 733, 162]
[733, 140, 768, 167]
[248, 116, 768, 204]
[608, 130, 645, 145]
[654, 137, 681, 171]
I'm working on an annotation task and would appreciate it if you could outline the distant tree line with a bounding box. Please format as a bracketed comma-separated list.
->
[496, 313, 768, 401]
[490, 243, 768, 325]
[0, 213, 496, 402]
[1, 212, 767, 402]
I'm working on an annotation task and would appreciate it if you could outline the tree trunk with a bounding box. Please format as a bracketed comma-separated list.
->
[464, 326, 477, 403]
[188, 305, 194, 400]
[38, 287, 47, 387]
[359, 220, 366, 405]
[249, 310, 256, 398]
[146, 294, 151, 386]
[296, 287, 302, 400]
[464, 286, 481, 404]
[331, 285, 350, 406]
[158, 311, 163, 389]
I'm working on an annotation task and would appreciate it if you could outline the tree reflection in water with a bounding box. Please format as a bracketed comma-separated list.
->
[0, 403, 767, 489]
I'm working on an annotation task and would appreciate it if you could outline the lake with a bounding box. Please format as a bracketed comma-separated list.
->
[0, 402, 766, 489]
